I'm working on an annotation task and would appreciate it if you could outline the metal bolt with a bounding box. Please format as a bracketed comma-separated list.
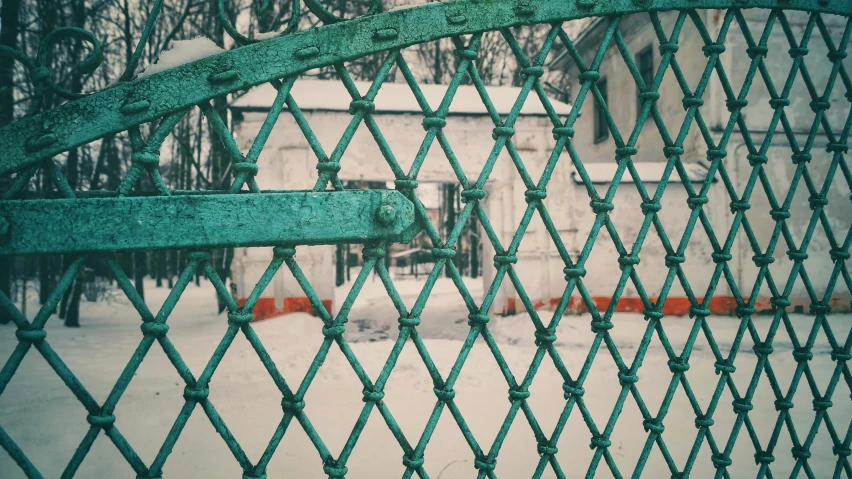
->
[375, 203, 397, 226]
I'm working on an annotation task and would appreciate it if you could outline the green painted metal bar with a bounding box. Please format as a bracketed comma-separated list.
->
[0, 190, 414, 255]
[0, 0, 848, 176]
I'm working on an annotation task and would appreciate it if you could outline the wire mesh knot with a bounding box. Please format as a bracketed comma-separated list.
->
[702, 43, 725, 56]
[754, 451, 775, 464]
[467, 313, 489, 327]
[788, 46, 809, 58]
[617, 370, 639, 386]
[689, 306, 711, 318]
[644, 308, 664, 321]
[322, 459, 347, 478]
[791, 152, 812, 164]
[736, 305, 756, 317]
[30, 65, 51, 83]
[474, 455, 496, 472]
[140, 322, 169, 338]
[508, 388, 530, 401]
[398, 315, 421, 330]
[183, 386, 209, 402]
[827, 49, 848, 62]
[729, 200, 750, 213]
[590, 319, 613, 333]
[362, 387, 384, 403]
[422, 116, 447, 130]
[792, 347, 813, 363]
[521, 66, 544, 78]
[525, 189, 547, 203]
[770, 296, 791, 309]
[833, 445, 852, 457]
[726, 99, 748, 112]
[578, 70, 601, 83]
[809, 98, 830, 112]
[791, 446, 810, 460]
[348, 99, 375, 114]
[273, 246, 296, 258]
[665, 254, 685, 268]
[732, 398, 753, 413]
[746, 45, 768, 58]
[831, 349, 851, 362]
[663, 145, 684, 157]
[813, 397, 833, 411]
[315, 161, 341, 173]
[808, 195, 828, 209]
[322, 324, 345, 339]
[682, 95, 704, 109]
[668, 358, 690, 373]
[552, 126, 575, 139]
[137, 472, 162, 479]
[787, 249, 809, 262]
[769, 209, 790, 221]
[281, 396, 305, 413]
[461, 188, 486, 202]
[228, 311, 253, 326]
[15, 328, 46, 343]
[615, 146, 638, 160]
[563, 265, 586, 279]
[131, 152, 160, 167]
[707, 148, 727, 160]
[590, 200, 614, 214]
[85, 409, 116, 429]
[492, 126, 515, 140]
[618, 255, 640, 270]
[589, 435, 611, 450]
[187, 251, 212, 262]
[752, 254, 775, 267]
[747, 153, 768, 166]
[433, 386, 455, 402]
[714, 360, 736, 374]
[494, 254, 518, 267]
[402, 454, 424, 469]
[659, 42, 679, 54]
[242, 472, 266, 479]
[711, 453, 732, 468]
[641, 201, 661, 214]
[232, 162, 259, 176]
[638, 91, 660, 103]
[537, 441, 558, 456]
[643, 418, 665, 434]
[686, 196, 708, 209]
[432, 247, 456, 259]
[752, 342, 774, 356]
[453, 48, 478, 61]
[694, 415, 714, 428]
[774, 398, 794, 411]
[712, 252, 732, 263]
[534, 329, 556, 347]
[769, 97, 791, 109]
[562, 381, 585, 399]
[362, 246, 387, 261]
[394, 178, 418, 192]
[826, 142, 848, 153]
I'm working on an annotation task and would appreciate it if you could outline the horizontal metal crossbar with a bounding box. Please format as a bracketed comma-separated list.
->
[0, 0, 848, 176]
[0, 190, 414, 254]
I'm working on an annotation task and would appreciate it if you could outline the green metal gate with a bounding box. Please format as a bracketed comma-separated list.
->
[1, 0, 851, 477]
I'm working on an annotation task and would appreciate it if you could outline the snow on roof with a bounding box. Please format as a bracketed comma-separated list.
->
[230, 79, 572, 116]
[138, 37, 224, 78]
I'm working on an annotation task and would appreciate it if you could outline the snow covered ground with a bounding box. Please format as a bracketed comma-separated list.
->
[0, 274, 849, 478]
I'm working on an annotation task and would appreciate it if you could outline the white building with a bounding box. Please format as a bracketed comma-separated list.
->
[551, 10, 851, 314]
[229, 79, 572, 319]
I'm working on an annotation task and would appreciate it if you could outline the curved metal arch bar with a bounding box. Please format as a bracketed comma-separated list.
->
[0, 0, 848, 176]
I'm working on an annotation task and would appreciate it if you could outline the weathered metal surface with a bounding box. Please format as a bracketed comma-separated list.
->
[1, 0, 849, 176]
[0, 190, 414, 254]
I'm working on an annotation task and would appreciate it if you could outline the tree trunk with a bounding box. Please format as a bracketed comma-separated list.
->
[134, 251, 146, 300]
[336, 244, 345, 286]
[64, 275, 84, 327]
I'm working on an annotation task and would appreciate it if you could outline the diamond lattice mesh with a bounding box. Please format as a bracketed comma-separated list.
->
[1, 5, 851, 479]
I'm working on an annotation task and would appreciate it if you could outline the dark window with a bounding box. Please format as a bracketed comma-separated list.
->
[636, 46, 654, 120]
[594, 77, 609, 143]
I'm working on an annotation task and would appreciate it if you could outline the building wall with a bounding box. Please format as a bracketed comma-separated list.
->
[554, 10, 852, 313]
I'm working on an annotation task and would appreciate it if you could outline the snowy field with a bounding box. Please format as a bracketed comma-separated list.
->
[1, 274, 850, 478]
